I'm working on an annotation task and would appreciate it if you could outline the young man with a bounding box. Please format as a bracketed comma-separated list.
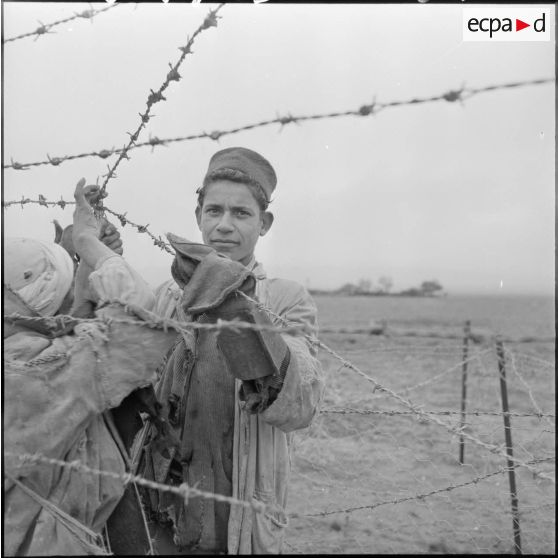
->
[137, 147, 325, 554]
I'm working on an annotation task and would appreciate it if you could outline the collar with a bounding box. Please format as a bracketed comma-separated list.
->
[246, 256, 266, 281]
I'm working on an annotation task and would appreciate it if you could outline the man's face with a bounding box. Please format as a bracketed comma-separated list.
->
[196, 180, 273, 266]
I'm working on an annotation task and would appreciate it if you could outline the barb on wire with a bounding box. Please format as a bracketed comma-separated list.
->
[4, 452, 270, 516]
[3, 2, 120, 44]
[3, 77, 553, 171]
[2, 197, 75, 209]
[295, 457, 555, 518]
[96, 4, 225, 203]
[102, 205, 174, 254]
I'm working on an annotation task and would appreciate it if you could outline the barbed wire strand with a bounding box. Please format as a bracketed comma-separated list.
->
[4, 452, 271, 517]
[3, 77, 553, 171]
[404, 349, 491, 393]
[2, 196, 75, 209]
[96, 4, 225, 202]
[295, 457, 555, 518]
[103, 205, 175, 254]
[504, 347, 555, 429]
[2, 309, 312, 340]
[7, 451, 552, 527]
[508, 350, 556, 370]
[320, 408, 555, 419]
[3, 2, 121, 44]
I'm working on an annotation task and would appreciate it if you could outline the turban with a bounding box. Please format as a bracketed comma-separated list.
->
[4, 237, 74, 317]
[203, 147, 277, 202]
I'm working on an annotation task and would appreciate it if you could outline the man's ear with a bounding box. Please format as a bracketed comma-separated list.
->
[260, 211, 274, 237]
[195, 205, 202, 229]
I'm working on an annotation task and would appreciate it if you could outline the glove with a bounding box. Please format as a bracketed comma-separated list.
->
[206, 293, 291, 413]
[167, 232, 255, 315]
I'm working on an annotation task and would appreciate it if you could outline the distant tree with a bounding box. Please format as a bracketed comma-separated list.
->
[357, 278, 372, 294]
[420, 280, 443, 296]
[378, 276, 393, 294]
[399, 287, 422, 297]
[336, 282, 359, 295]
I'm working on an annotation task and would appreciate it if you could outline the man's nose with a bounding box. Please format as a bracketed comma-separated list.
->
[216, 212, 234, 232]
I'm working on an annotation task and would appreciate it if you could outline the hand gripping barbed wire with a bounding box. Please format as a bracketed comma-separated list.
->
[0, 197, 174, 254]
[3, 77, 552, 171]
[3, 2, 121, 44]
[95, 3, 225, 207]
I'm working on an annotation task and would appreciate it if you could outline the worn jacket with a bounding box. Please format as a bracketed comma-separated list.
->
[3, 256, 177, 556]
[151, 260, 325, 554]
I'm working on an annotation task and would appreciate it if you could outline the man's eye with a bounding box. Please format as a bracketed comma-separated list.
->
[235, 210, 250, 217]
[206, 208, 220, 215]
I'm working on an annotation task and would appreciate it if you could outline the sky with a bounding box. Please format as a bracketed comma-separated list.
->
[1, 2, 555, 295]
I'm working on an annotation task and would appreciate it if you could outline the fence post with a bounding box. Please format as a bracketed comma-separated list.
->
[495, 338, 522, 555]
[458, 320, 471, 464]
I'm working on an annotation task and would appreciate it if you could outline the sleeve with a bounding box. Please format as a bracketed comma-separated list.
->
[152, 278, 182, 319]
[259, 280, 325, 432]
[88, 254, 155, 310]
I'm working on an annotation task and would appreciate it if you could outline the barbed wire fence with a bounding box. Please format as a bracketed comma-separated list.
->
[2, 2, 555, 555]
[286, 326, 554, 554]
[4, 310, 555, 552]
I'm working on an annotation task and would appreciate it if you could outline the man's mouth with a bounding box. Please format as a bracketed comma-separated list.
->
[210, 239, 238, 246]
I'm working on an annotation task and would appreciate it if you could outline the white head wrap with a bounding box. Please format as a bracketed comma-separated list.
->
[4, 237, 74, 316]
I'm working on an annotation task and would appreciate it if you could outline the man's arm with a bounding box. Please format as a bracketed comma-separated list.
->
[258, 280, 325, 432]
[211, 279, 324, 432]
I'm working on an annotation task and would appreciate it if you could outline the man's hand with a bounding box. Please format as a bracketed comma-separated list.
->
[72, 179, 123, 255]
[100, 221, 123, 255]
[73, 179, 102, 241]
[167, 232, 255, 314]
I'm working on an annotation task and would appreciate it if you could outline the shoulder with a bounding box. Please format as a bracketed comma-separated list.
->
[265, 277, 311, 302]
[259, 277, 318, 326]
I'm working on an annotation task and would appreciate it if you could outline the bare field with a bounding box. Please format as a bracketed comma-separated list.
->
[285, 295, 555, 554]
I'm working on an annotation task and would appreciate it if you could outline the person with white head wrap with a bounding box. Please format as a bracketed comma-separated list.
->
[3, 179, 177, 556]
[4, 237, 74, 317]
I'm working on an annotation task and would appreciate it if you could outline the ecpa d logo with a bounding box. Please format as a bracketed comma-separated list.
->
[463, 8, 551, 42]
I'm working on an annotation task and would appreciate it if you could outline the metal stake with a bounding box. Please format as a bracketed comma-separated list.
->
[496, 338, 522, 555]
[458, 320, 471, 464]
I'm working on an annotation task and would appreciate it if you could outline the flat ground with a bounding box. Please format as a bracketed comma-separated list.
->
[284, 297, 555, 554]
